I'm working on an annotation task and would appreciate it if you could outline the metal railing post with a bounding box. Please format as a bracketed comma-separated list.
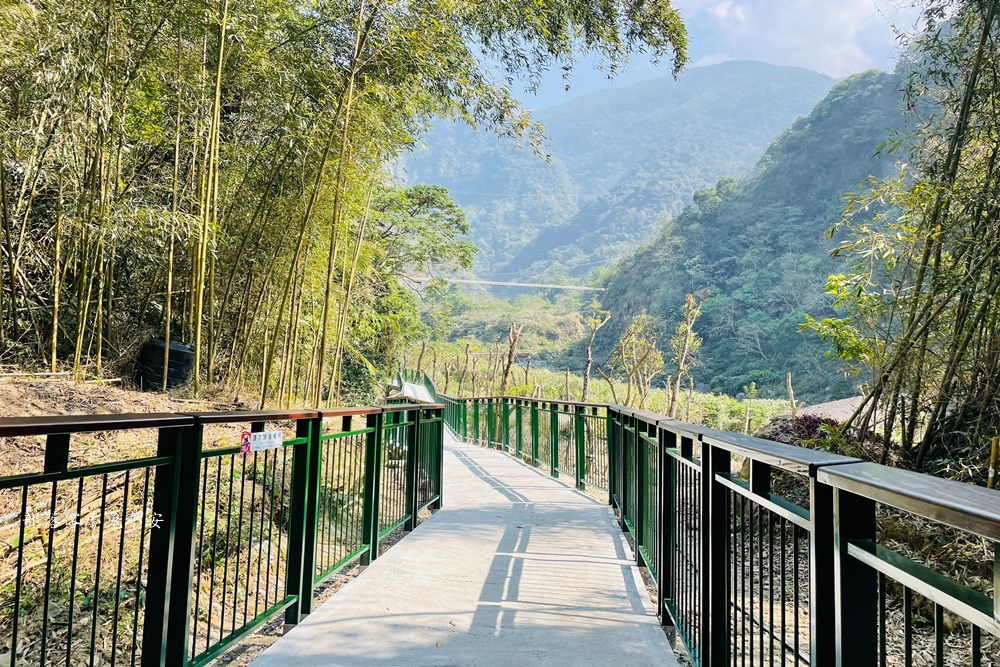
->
[515, 400, 523, 458]
[810, 476, 836, 664]
[608, 409, 616, 507]
[487, 399, 495, 448]
[404, 408, 421, 531]
[574, 406, 586, 491]
[300, 414, 323, 617]
[502, 399, 511, 452]
[284, 416, 316, 625]
[145, 421, 201, 667]
[700, 440, 730, 667]
[530, 401, 539, 467]
[361, 410, 384, 565]
[658, 424, 677, 640]
[433, 407, 444, 510]
[833, 487, 878, 666]
[550, 403, 559, 479]
[636, 422, 647, 566]
[473, 401, 480, 446]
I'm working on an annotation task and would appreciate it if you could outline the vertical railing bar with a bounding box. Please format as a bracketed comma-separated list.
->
[11, 486, 27, 667]
[904, 586, 912, 667]
[132, 467, 152, 667]
[232, 445, 248, 635]
[878, 572, 886, 667]
[68, 477, 84, 667]
[109, 470, 132, 667]
[89, 475, 109, 663]
[250, 449, 264, 622]
[39, 432, 70, 666]
[220, 454, 237, 638]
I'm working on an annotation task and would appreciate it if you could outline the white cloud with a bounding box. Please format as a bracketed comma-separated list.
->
[676, 0, 920, 77]
[709, 1, 749, 22]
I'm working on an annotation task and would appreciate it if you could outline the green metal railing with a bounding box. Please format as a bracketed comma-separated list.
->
[0, 403, 443, 667]
[436, 386, 1000, 666]
[441, 395, 609, 494]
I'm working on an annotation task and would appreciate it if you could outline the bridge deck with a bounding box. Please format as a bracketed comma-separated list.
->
[251, 430, 676, 666]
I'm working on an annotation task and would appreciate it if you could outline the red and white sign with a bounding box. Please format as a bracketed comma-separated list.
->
[240, 430, 283, 453]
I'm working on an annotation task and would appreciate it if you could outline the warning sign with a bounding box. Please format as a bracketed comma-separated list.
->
[239, 430, 284, 453]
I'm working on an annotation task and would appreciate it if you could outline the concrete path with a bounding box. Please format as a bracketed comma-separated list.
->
[251, 431, 677, 667]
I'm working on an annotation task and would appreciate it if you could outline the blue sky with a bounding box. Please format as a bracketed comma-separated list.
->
[518, 0, 920, 109]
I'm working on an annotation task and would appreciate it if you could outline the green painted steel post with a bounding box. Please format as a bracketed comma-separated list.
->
[473, 401, 480, 446]
[635, 423, 646, 566]
[515, 400, 523, 458]
[361, 411, 384, 565]
[550, 403, 559, 479]
[607, 409, 616, 507]
[658, 424, 677, 639]
[433, 407, 444, 509]
[833, 488, 877, 666]
[141, 423, 198, 667]
[810, 477, 836, 665]
[574, 406, 586, 491]
[530, 401, 539, 467]
[487, 399, 495, 448]
[502, 399, 511, 452]
[284, 416, 315, 625]
[404, 408, 421, 531]
[700, 440, 731, 667]
[161, 421, 203, 666]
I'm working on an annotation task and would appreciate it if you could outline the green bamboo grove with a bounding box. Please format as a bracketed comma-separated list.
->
[0, 0, 687, 406]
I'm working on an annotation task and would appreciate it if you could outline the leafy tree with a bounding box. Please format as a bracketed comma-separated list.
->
[580, 302, 611, 402]
[809, 0, 1000, 472]
[668, 293, 703, 418]
[0, 0, 689, 409]
[598, 310, 664, 408]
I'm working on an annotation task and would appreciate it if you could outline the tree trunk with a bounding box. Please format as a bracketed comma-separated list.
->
[499, 323, 522, 395]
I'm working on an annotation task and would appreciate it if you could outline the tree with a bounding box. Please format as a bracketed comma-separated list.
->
[598, 310, 664, 408]
[581, 302, 611, 402]
[808, 0, 1000, 471]
[668, 293, 704, 418]
[0, 0, 689, 409]
[499, 322, 523, 395]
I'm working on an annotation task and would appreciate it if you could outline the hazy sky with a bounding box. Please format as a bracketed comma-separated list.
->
[519, 0, 920, 108]
[680, 0, 919, 75]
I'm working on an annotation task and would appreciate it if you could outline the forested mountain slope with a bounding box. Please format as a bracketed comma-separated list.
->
[406, 61, 834, 279]
[596, 69, 908, 402]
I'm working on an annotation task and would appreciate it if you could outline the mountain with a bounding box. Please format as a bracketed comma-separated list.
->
[594, 69, 908, 402]
[405, 61, 835, 280]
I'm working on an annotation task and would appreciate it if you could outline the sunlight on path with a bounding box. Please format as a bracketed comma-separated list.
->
[250, 429, 676, 666]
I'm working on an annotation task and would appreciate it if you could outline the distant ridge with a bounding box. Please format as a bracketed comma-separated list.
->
[405, 60, 835, 281]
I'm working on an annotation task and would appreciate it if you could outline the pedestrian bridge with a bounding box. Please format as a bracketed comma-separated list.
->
[252, 428, 675, 666]
[2, 370, 999, 667]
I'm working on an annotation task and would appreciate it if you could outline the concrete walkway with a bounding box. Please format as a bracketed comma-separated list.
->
[251, 431, 677, 667]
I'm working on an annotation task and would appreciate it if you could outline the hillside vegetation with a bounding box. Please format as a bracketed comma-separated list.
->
[406, 61, 834, 280]
[596, 69, 908, 401]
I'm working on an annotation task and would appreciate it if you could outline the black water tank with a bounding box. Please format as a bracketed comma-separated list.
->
[135, 339, 195, 391]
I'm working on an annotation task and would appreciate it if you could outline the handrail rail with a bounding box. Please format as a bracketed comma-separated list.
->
[0, 412, 194, 436]
[0, 400, 444, 667]
[819, 462, 1000, 541]
[432, 379, 1000, 666]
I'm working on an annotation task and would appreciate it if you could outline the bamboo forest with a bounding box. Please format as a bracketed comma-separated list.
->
[0, 0, 685, 406]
